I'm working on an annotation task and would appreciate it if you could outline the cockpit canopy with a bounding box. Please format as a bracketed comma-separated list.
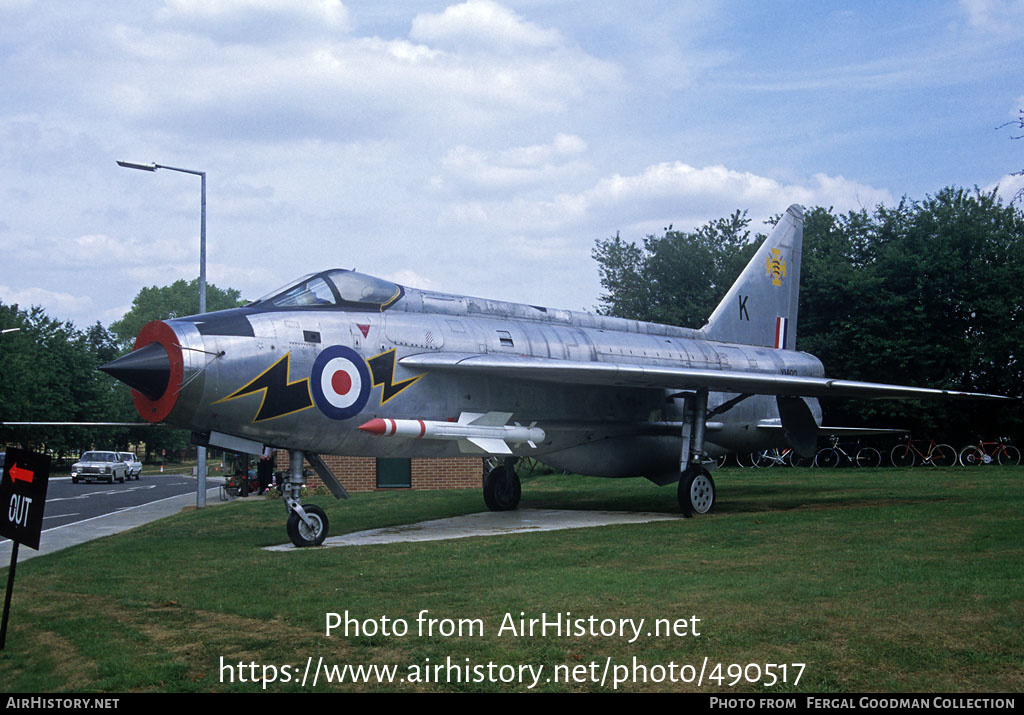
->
[252, 270, 403, 312]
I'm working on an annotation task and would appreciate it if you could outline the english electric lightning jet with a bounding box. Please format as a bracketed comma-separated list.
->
[101, 205, 1010, 546]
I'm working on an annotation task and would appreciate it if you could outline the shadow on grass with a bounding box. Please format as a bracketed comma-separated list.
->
[512, 470, 954, 518]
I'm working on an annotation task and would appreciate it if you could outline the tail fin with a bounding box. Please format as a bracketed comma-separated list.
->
[702, 204, 803, 349]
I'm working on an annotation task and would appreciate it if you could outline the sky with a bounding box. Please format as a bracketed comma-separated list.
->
[1, 0, 1023, 330]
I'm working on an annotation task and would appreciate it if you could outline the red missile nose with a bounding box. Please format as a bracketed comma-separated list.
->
[358, 418, 387, 435]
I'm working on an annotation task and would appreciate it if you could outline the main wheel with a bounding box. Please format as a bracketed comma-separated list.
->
[678, 467, 715, 517]
[483, 466, 521, 511]
[998, 445, 1021, 466]
[286, 505, 329, 547]
[855, 447, 882, 468]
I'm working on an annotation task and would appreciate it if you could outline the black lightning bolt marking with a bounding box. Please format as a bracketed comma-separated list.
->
[367, 349, 422, 405]
[214, 353, 313, 422]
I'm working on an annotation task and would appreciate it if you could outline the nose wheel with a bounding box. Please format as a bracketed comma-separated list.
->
[286, 504, 329, 547]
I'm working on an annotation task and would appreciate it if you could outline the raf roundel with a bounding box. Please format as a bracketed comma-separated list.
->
[311, 346, 372, 420]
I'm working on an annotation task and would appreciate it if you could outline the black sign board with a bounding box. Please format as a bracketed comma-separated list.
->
[1, 447, 51, 550]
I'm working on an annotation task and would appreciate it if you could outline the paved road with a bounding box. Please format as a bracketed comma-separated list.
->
[1, 473, 227, 564]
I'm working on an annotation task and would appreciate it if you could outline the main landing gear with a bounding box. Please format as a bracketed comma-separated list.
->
[483, 457, 521, 511]
[676, 388, 717, 517]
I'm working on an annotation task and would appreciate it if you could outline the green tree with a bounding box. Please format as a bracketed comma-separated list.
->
[592, 210, 761, 328]
[0, 304, 137, 455]
[110, 278, 245, 349]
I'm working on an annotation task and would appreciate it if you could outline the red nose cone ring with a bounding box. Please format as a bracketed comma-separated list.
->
[358, 418, 387, 435]
[126, 321, 184, 423]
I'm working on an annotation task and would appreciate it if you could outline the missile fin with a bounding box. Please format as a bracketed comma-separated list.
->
[463, 411, 513, 427]
[458, 437, 513, 455]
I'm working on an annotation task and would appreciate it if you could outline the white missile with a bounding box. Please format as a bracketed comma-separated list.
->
[357, 411, 545, 455]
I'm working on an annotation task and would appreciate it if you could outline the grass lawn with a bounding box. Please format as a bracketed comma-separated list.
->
[0, 466, 1021, 693]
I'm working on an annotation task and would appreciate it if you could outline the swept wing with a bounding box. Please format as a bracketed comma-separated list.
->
[400, 352, 1011, 401]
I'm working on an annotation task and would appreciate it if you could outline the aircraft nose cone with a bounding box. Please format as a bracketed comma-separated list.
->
[100, 342, 171, 401]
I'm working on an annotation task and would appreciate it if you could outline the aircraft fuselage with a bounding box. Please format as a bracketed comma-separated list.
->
[125, 284, 823, 482]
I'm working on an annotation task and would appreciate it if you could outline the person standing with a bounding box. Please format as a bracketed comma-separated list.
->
[257, 447, 277, 495]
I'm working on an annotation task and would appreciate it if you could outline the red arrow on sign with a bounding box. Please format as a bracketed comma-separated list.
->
[9, 463, 34, 485]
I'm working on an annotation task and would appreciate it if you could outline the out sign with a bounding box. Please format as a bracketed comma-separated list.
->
[0, 448, 50, 551]
[9, 494, 33, 527]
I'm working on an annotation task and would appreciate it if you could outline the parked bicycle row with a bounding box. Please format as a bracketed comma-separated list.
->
[727, 436, 1020, 468]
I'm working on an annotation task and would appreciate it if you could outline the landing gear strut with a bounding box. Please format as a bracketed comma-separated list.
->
[677, 388, 716, 517]
[282, 449, 330, 546]
[483, 457, 521, 511]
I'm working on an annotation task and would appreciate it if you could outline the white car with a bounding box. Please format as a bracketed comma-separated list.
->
[71, 451, 128, 484]
[119, 452, 143, 480]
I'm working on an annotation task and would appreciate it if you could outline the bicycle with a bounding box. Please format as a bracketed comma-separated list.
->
[735, 447, 811, 467]
[814, 436, 882, 468]
[889, 437, 956, 467]
[958, 437, 1021, 466]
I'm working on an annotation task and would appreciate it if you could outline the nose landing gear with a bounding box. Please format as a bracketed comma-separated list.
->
[281, 449, 330, 547]
[286, 504, 329, 547]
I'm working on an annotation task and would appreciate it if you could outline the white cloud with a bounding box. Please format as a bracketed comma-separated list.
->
[410, 0, 562, 53]
[93, 11, 618, 141]
[436, 134, 589, 192]
[438, 161, 894, 239]
[381, 269, 441, 292]
[579, 163, 893, 226]
[0, 0, 35, 11]
[160, 0, 348, 23]
[0, 284, 93, 317]
[9, 233, 186, 268]
[985, 173, 1024, 204]
[156, 0, 351, 41]
[959, 0, 1024, 31]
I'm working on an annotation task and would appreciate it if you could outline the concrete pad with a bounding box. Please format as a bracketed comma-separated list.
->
[264, 509, 682, 551]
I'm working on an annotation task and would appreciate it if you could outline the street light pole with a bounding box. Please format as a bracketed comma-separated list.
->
[117, 160, 208, 507]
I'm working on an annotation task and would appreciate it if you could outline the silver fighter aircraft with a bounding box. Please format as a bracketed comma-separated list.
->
[101, 205, 1011, 546]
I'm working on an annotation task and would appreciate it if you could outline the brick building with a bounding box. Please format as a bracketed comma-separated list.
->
[276, 453, 485, 492]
